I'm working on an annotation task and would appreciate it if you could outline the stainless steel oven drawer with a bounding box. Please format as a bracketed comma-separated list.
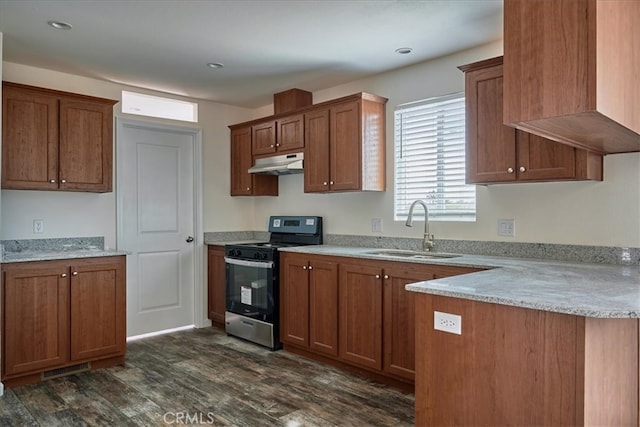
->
[225, 311, 276, 349]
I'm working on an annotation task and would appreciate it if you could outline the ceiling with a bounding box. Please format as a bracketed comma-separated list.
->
[0, 0, 503, 109]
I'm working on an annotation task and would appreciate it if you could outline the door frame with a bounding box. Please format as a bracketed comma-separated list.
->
[115, 117, 207, 330]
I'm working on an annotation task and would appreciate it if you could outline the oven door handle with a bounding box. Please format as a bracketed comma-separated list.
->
[225, 257, 274, 269]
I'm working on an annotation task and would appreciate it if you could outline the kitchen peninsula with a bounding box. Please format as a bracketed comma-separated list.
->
[278, 246, 639, 426]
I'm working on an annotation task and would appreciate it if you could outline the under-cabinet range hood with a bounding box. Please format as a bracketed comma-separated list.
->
[248, 152, 304, 175]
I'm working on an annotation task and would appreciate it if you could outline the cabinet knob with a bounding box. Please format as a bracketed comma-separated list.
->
[61, 273, 67, 278]
[329, 181, 334, 185]
[302, 265, 307, 270]
[246, 187, 250, 191]
[507, 167, 514, 174]
[384, 275, 389, 279]
[375, 274, 380, 279]
[50, 179, 56, 183]
[72, 271, 78, 276]
[61, 179, 66, 183]
[276, 143, 280, 147]
[270, 144, 274, 148]
[308, 265, 313, 270]
[323, 182, 328, 186]
[519, 166, 526, 173]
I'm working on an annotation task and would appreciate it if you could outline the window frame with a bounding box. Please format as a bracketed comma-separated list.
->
[393, 92, 476, 222]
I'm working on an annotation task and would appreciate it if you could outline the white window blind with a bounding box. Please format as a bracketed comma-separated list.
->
[394, 92, 476, 221]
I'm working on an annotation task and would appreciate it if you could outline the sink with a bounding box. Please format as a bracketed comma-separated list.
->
[364, 250, 461, 259]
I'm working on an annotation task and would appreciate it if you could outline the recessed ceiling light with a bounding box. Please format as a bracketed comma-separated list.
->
[395, 47, 413, 55]
[48, 20, 72, 30]
[207, 62, 224, 69]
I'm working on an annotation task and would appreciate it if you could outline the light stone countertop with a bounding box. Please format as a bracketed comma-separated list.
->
[2, 248, 129, 263]
[278, 245, 640, 318]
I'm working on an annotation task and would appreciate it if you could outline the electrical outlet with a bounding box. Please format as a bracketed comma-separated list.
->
[0, 381, 4, 397]
[498, 219, 515, 237]
[33, 219, 44, 234]
[434, 311, 462, 335]
[371, 218, 383, 233]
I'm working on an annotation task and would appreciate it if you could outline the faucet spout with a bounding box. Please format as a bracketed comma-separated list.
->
[406, 200, 435, 252]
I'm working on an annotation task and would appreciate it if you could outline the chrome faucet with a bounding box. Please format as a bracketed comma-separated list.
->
[405, 200, 435, 252]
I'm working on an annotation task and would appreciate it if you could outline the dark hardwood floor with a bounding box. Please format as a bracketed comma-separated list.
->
[0, 327, 414, 426]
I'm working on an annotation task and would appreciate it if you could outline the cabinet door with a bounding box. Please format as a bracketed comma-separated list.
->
[1, 85, 59, 190]
[383, 265, 433, 381]
[330, 101, 361, 191]
[277, 114, 304, 153]
[281, 254, 310, 347]
[59, 98, 113, 192]
[207, 246, 227, 325]
[2, 262, 69, 376]
[516, 132, 577, 181]
[308, 258, 338, 356]
[304, 109, 331, 192]
[230, 127, 254, 196]
[69, 257, 126, 361]
[230, 126, 278, 196]
[339, 263, 382, 370]
[465, 63, 517, 183]
[252, 120, 277, 155]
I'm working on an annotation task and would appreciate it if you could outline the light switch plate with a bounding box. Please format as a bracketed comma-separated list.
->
[498, 219, 515, 237]
[33, 219, 44, 234]
[371, 218, 383, 233]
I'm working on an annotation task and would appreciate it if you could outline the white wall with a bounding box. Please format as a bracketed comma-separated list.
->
[2, 40, 639, 249]
[0, 62, 256, 247]
[253, 41, 640, 247]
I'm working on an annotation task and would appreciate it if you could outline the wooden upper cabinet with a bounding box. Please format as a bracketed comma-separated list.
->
[59, 98, 114, 191]
[276, 114, 304, 153]
[305, 94, 387, 193]
[252, 116, 304, 156]
[252, 120, 277, 155]
[304, 108, 331, 192]
[230, 91, 386, 196]
[1, 82, 116, 192]
[230, 126, 277, 196]
[503, 0, 640, 154]
[460, 57, 602, 184]
[2, 85, 60, 190]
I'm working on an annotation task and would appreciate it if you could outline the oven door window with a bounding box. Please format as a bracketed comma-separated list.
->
[225, 258, 275, 321]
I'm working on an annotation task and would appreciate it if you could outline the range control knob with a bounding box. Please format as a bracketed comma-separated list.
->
[253, 253, 260, 259]
[261, 253, 269, 260]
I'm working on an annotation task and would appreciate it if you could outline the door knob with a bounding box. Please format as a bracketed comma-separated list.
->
[186, 236, 194, 243]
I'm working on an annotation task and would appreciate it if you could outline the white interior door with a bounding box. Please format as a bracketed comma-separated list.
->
[116, 119, 199, 337]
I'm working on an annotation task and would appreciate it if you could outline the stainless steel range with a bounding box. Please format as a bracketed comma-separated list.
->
[224, 216, 323, 350]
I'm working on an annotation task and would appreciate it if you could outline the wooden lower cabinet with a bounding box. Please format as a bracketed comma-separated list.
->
[2, 262, 70, 376]
[1, 256, 126, 387]
[281, 252, 481, 386]
[415, 294, 639, 426]
[207, 245, 226, 326]
[339, 263, 383, 370]
[281, 253, 338, 357]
